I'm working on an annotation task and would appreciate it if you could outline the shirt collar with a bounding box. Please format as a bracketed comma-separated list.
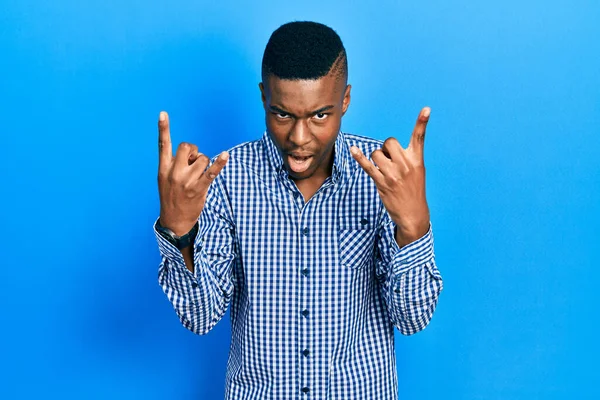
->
[262, 130, 352, 185]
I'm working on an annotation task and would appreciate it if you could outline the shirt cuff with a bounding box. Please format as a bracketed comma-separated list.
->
[153, 217, 199, 280]
[389, 223, 435, 276]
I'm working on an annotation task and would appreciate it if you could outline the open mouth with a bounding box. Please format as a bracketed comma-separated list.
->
[287, 154, 313, 173]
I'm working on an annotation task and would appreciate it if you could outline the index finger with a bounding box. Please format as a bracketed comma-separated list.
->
[408, 106, 430, 156]
[158, 111, 172, 171]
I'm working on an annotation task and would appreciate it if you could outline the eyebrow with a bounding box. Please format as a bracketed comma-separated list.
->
[269, 105, 335, 118]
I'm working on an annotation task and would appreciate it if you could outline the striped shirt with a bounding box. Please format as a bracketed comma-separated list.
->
[154, 130, 444, 399]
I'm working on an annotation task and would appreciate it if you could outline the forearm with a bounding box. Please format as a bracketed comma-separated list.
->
[387, 259, 443, 335]
[157, 253, 233, 335]
[154, 217, 234, 335]
[377, 222, 444, 335]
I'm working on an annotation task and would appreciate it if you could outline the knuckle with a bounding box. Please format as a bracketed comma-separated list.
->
[384, 137, 399, 147]
[157, 170, 169, 181]
[169, 169, 183, 184]
[178, 142, 197, 153]
[182, 187, 196, 199]
[182, 179, 195, 191]
[210, 165, 225, 179]
[197, 154, 210, 164]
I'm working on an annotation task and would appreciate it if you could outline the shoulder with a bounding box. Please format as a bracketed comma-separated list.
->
[207, 138, 264, 209]
[207, 137, 265, 168]
[343, 132, 383, 159]
[225, 138, 264, 161]
[210, 136, 268, 188]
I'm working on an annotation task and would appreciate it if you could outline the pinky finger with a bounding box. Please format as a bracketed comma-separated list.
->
[198, 151, 230, 186]
[350, 146, 384, 184]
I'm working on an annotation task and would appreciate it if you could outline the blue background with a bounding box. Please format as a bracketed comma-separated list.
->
[1, 0, 598, 399]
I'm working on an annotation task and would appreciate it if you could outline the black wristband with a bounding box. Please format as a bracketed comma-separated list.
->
[156, 219, 199, 250]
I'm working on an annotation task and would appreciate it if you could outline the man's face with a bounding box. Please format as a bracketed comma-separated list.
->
[259, 72, 351, 181]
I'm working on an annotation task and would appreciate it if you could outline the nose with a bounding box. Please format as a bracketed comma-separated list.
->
[288, 119, 311, 148]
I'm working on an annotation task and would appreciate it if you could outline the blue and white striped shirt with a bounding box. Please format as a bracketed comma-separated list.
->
[154, 130, 444, 400]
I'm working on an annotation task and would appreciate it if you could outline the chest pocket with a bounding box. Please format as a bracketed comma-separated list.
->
[338, 216, 376, 270]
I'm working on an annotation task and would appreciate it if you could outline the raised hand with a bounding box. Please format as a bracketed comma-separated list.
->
[350, 107, 431, 247]
[157, 111, 229, 236]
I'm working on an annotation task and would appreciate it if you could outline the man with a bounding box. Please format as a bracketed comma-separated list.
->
[154, 21, 443, 400]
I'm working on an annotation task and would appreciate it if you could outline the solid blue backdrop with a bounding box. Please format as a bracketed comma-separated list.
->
[1, 1, 598, 399]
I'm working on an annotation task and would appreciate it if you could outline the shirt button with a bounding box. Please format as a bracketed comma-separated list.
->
[301, 309, 309, 318]
[191, 282, 198, 288]
[302, 387, 310, 393]
[301, 227, 309, 236]
[301, 267, 309, 276]
[293, 192, 300, 198]
[360, 218, 368, 226]
[302, 349, 310, 357]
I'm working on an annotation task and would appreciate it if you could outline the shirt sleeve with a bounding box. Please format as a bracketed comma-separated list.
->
[154, 177, 237, 335]
[375, 211, 444, 335]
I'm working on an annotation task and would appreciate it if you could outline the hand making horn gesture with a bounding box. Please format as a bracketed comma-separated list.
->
[350, 107, 432, 247]
[157, 111, 229, 236]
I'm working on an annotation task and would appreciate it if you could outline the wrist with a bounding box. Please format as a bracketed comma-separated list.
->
[394, 221, 430, 248]
[158, 217, 197, 237]
[156, 219, 199, 250]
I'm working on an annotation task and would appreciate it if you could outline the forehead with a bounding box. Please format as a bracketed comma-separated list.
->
[266, 74, 344, 111]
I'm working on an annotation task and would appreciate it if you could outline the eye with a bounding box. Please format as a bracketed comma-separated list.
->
[314, 113, 328, 120]
[275, 112, 290, 119]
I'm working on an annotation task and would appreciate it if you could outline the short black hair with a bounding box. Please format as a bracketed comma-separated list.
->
[261, 21, 347, 84]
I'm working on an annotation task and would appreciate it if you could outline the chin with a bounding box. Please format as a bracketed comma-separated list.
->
[286, 164, 317, 180]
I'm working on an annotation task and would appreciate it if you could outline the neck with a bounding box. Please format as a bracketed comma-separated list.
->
[293, 148, 334, 201]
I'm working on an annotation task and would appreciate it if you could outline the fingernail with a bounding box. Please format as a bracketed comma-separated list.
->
[350, 146, 359, 155]
[423, 107, 431, 118]
[220, 151, 229, 161]
[159, 112, 166, 121]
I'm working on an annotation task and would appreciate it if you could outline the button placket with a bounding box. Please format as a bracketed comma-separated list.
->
[299, 214, 311, 397]
[292, 191, 304, 210]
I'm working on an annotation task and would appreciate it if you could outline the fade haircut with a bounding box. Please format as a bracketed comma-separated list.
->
[261, 21, 347, 85]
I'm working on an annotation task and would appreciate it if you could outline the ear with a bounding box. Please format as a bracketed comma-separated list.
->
[342, 84, 351, 116]
[259, 82, 267, 109]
